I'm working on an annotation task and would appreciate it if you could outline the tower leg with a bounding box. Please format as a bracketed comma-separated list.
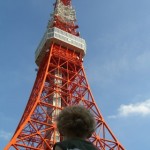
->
[4, 44, 124, 150]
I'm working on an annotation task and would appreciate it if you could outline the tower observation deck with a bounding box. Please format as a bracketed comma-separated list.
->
[5, 0, 125, 149]
[35, 27, 86, 66]
[35, 0, 86, 66]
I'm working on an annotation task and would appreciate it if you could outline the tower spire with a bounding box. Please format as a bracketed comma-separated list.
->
[5, 1, 125, 150]
[60, 0, 71, 5]
[48, 0, 79, 36]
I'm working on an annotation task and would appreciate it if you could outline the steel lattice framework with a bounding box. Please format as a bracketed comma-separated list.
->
[5, 0, 125, 150]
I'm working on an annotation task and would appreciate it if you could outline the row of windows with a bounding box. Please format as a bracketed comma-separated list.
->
[54, 33, 85, 50]
[35, 28, 86, 60]
[35, 33, 48, 58]
[48, 27, 85, 44]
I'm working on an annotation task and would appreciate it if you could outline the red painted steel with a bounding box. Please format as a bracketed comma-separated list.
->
[52, 16, 79, 36]
[51, 0, 79, 36]
[5, 44, 124, 150]
[61, 0, 71, 5]
[5, 0, 125, 149]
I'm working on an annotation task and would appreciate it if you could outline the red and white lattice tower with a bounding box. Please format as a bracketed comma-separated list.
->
[5, 0, 125, 149]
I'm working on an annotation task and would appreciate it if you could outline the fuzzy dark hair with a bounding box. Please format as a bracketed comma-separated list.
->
[56, 105, 96, 138]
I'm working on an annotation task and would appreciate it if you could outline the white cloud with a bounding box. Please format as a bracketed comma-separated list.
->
[0, 130, 12, 140]
[109, 99, 150, 118]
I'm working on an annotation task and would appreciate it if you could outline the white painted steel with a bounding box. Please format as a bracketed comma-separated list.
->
[35, 27, 86, 66]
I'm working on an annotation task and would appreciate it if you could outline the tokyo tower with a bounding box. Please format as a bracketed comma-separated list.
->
[5, 0, 125, 149]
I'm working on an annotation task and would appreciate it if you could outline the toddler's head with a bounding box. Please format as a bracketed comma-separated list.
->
[56, 105, 96, 139]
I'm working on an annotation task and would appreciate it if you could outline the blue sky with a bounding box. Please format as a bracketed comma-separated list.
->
[0, 0, 150, 149]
